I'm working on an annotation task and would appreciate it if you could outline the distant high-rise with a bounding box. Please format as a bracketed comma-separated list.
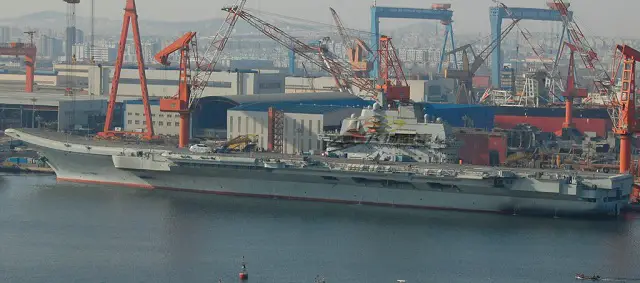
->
[0, 26, 10, 44]
[37, 35, 51, 57]
[64, 0, 80, 63]
[76, 29, 84, 44]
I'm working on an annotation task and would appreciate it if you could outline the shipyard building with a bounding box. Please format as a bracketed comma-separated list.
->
[49, 64, 286, 97]
[123, 92, 368, 151]
[284, 76, 457, 103]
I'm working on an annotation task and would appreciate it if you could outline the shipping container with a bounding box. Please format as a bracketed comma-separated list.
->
[472, 75, 491, 89]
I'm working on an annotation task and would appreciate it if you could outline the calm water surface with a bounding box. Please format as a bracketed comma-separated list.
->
[1, 174, 640, 283]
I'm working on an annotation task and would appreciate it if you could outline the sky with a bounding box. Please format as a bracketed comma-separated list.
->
[3, 0, 639, 37]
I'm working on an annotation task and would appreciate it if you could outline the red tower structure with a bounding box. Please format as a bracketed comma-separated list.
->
[612, 45, 640, 174]
[267, 107, 284, 153]
[0, 43, 36, 92]
[377, 35, 409, 102]
[98, 0, 154, 140]
[561, 42, 588, 129]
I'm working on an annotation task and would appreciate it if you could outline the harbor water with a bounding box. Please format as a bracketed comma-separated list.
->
[1, 174, 640, 283]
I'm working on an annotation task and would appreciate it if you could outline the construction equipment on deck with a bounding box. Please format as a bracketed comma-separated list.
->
[219, 135, 258, 152]
[98, 0, 155, 140]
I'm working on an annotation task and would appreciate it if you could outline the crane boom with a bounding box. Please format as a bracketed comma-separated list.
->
[330, 8, 372, 78]
[154, 32, 197, 66]
[189, 0, 246, 109]
[550, 0, 616, 124]
[329, 7, 354, 51]
[224, 7, 378, 100]
[494, 1, 565, 100]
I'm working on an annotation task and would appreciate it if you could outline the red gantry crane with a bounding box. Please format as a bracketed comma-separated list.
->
[0, 42, 36, 92]
[98, 0, 154, 140]
[157, 0, 246, 148]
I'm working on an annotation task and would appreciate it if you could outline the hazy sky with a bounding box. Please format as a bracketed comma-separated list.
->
[3, 0, 639, 37]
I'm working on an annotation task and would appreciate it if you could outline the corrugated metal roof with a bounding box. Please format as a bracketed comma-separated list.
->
[202, 92, 365, 105]
[230, 101, 365, 114]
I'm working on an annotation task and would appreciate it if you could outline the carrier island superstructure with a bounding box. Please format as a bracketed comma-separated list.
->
[4, 103, 633, 217]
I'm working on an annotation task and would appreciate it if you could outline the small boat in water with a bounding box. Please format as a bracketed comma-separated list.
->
[575, 274, 601, 281]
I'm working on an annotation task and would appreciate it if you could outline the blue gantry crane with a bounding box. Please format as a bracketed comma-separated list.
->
[489, 2, 572, 88]
[371, 4, 457, 79]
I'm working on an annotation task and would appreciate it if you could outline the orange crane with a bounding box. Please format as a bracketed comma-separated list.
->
[329, 7, 372, 78]
[97, 0, 154, 140]
[154, 31, 197, 148]
[155, 0, 246, 148]
[560, 42, 587, 130]
[0, 42, 36, 92]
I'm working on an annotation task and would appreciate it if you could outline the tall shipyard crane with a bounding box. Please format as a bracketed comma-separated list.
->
[549, 0, 637, 176]
[549, 0, 616, 122]
[226, 7, 380, 101]
[611, 45, 640, 175]
[378, 35, 410, 102]
[443, 19, 520, 104]
[154, 31, 197, 148]
[494, 1, 567, 97]
[98, 0, 154, 140]
[158, 0, 246, 148]
[329, 7, 373, 78]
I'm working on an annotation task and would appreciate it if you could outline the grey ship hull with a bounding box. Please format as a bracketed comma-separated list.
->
[38, 146, 617, 217]
[6, 129, 632, 217]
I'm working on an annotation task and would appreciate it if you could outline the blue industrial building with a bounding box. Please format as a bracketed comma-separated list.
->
[421, 103, 495, 130]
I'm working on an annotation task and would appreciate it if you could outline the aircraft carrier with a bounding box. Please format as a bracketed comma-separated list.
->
[4, 103, 634, 217]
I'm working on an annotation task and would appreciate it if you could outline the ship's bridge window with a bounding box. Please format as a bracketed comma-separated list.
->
[135, 120, 140, 125]
[128, 120, 132, 124]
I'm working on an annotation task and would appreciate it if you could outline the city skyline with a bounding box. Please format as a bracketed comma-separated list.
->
[1, 0, 638, 38]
